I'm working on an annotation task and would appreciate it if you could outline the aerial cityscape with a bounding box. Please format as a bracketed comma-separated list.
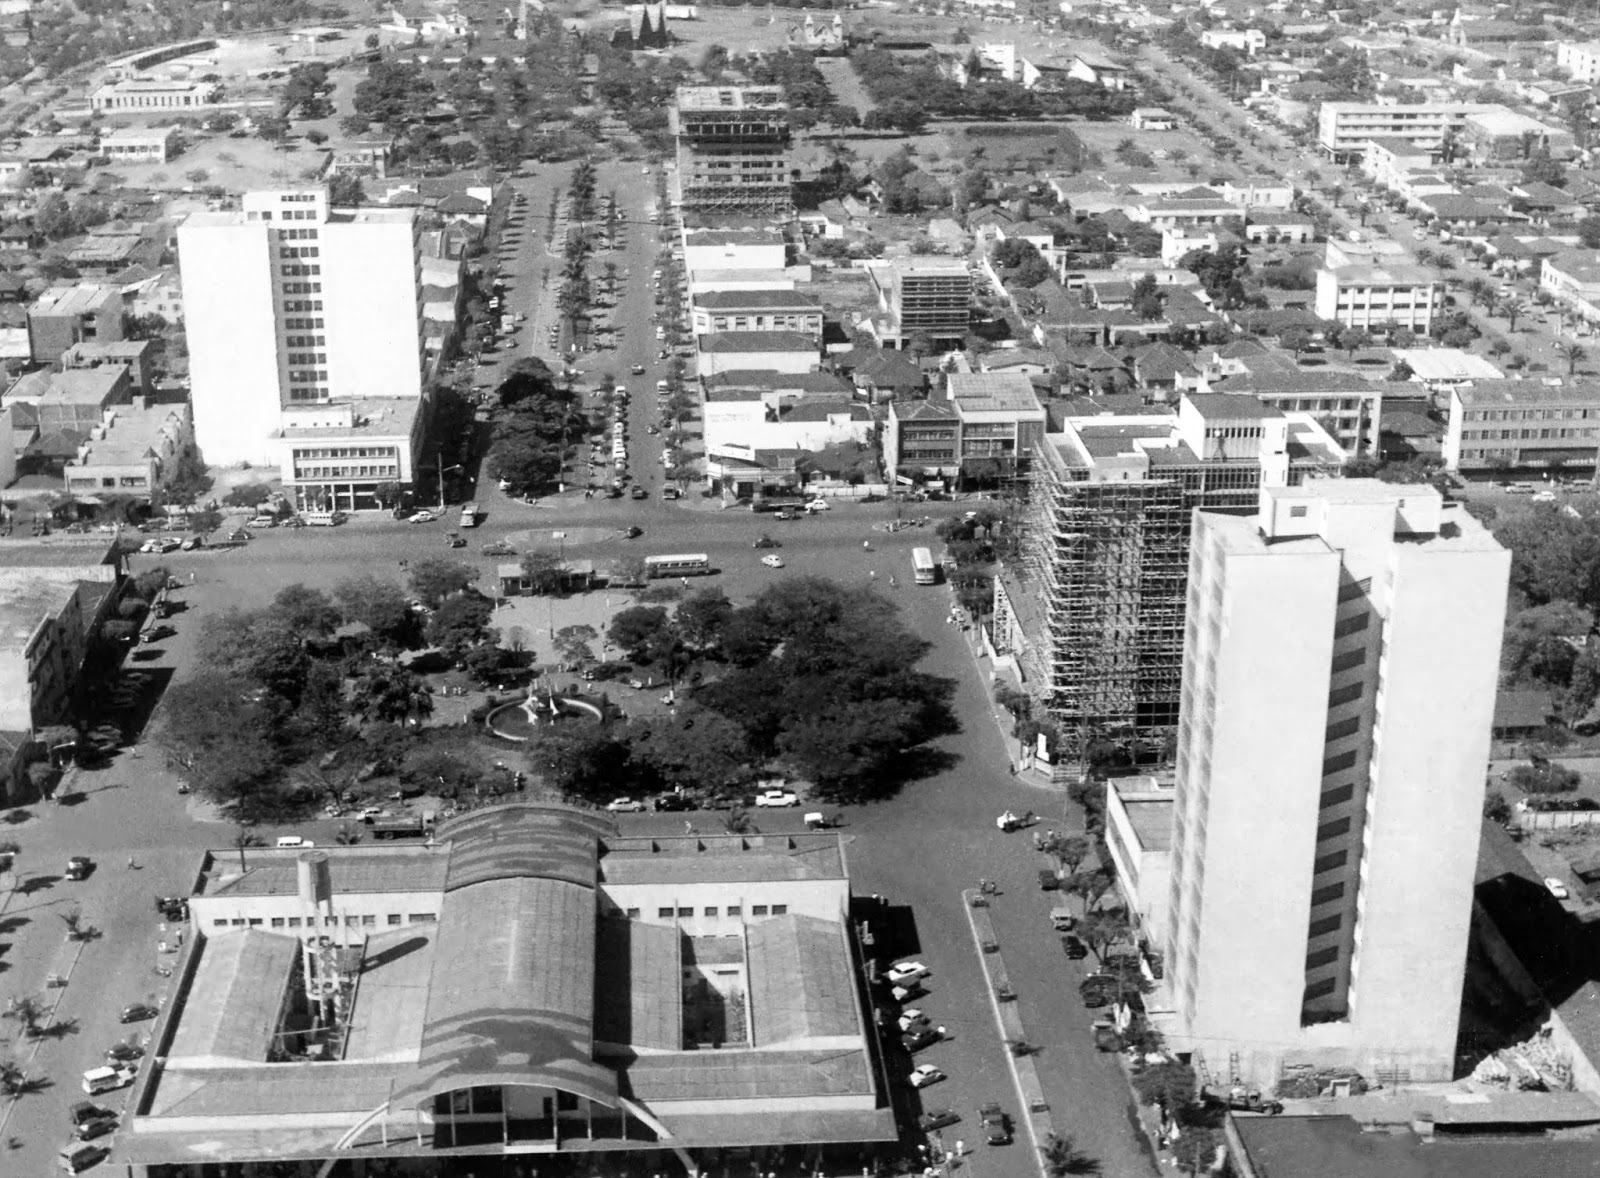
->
[3, 1, 1600, 1176]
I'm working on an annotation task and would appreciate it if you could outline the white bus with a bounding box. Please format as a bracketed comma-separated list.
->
[912, 547, 937, 585]
[644, 553, 711, 578]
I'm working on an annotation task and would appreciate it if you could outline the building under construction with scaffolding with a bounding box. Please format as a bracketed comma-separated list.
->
[672, 86, 794, 216]
[993, 395, 1345, 773]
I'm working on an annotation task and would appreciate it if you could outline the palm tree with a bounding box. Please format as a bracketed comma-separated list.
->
[3, 996, 43, 1039]
[1503, 300, 1528, 332]
[1040, 1133, 1100, 1177]
[1559, 342, 1589, 375]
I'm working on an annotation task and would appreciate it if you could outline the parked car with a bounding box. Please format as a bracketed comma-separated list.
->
[482, 541, 516, 556]
[1545, 876, 1570, 899]
[979, 1103, 1011, 1145]
[1215, 1088, 1284, 1115]
[806, 499, 830, 512]
[885, 961, 930, 985]
[69, 1103, 113, 1127]
[907, 1064, 946, 1089]
[118, 1004, 158, 1024]
[918, 1109, 960, 1133]
[1061, 934, 1089, 959]
[139, 538, 180, 554]
[1038, 869, 1061, 891]
[65, 856, 93, 881]
[902, 1026, 943, 1053]
[897, 1009, 929, 1032]
[606, 797, 646, 813]
[760, 555, 785, 569]
[105, 1042, 144, 1063]
[621, 525, 643, 538]
[653, 793, 694, 812]
[753, 535, 781, 548]
[755, 788, 798, 807]
[248, 515, 278, 528]
[631, 486, 648, 500]
[631, 364, 646, 374]
[409, 510, 439, 523]
[1092, 1020, 1122, 1053]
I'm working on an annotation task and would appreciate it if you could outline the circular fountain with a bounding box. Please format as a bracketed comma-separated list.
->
[487, 684, 606, 742]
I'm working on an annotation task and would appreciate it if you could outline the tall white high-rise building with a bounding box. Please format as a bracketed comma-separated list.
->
[178, 190, 424, 502]
[1166, 479, 1508, 1084]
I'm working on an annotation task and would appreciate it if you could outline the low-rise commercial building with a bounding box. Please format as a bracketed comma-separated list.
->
[62, 399, 192, 501]
[27, 283, 122, 364]
[123, 803, 894, 1173]
[681, 228, 787, 274]
[1540, 249, 1600, 322]
[1104, 777, 1174, 945]
[698, 331, 817, 377]
[33, 366, 133, 433]
[1203, 367, 1383, 455]
[1444, 378, 1600, 472]
[690, 289, 823, 338]
[270, 398, 423, 514]
[1318, 101, 1497, 161]
[98, 126, 177, 163]
[90, 77, 218, 112]
[1558, 40, 1600, 83]
[1314, 265, 1443, 332]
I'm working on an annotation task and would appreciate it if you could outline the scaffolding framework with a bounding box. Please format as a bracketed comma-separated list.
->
[1023, 467, 1191, 764]
[673, 86, 794, 215]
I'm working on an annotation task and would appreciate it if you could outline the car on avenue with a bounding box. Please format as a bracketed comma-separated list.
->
[606, 797, 646, 813]
[631, 364, 646, 374]
[482, 541, 516, 556]
[1061, 934, 1089, 959]
[918, 1109, 960, 1133]
[1545, 877, 1571, 899]
[979, 1103, 1012, 1145]
[897, 1009, 928, 1032]
[408, 510, 439, 523]
[907, 1065, 946, 1089]
[760, 555, 785, 569]
[118, 1004, 158, 1024]
[621, 525, 643, 539]
[885, 961, 930, 985]
[139, 538, 180, 554]
[74, 1115, 118, 1141]
[653, 793, 694, 812]
[631, 487, 648, 500]
[106, 1042, 144, 1063]
[754, 788, 798, 807]
[753, 536, 780, 548]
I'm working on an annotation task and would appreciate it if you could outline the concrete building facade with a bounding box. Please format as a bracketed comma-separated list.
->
[1165, 480, 1509, 1085]
[865, 257, 972, 350]
[1444, 378, 1600, 472]
[1317, 101, 1497, 160]
[178, 189, 425, 502]
[1314, 265, 1443, 332]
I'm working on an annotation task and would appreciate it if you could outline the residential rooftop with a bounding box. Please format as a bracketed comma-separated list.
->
[947, 372, 1043, 414]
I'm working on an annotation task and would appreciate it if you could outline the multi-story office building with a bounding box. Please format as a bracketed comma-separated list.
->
[1166, 480, 1508, 1085]
[1444, 378, 1600, 472]
[994, 396, 1343, 770]
[1314, 265, 1442, 332]
[673, 86, 793, 214]
[178, 189, 425, 506]
[865, 257, 972, 349]
[1540, 250, 1600, 323]
[1317, 101, 1497, 160]
[1202, 367, 1384, 455]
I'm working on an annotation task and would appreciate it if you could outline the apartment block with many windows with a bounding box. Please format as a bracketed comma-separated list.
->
[672, 86, 793, 214]
[1444, 378, 1600, 472]
[1317, 101, 1496, 160]
[1165, 480, 1508, 1086]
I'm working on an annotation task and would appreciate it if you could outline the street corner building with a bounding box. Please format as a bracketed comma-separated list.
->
[113, 803, 896, 1177]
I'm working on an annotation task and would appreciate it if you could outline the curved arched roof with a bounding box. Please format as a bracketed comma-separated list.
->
[392, 803, 620, 1108]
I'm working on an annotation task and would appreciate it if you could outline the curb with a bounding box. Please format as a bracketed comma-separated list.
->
[961, 888, 1055, 1178]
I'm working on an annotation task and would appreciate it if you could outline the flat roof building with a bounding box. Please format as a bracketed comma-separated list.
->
[121, 803, 894, 1172]
[1314, 264, 1443, 333]
[1444, 377, 1600, 472]
[1165, 480, 1509, 1085]
[90, 77, 219, 112]
[1317, 101, 1498, 160]
[866, 257, 972, 350]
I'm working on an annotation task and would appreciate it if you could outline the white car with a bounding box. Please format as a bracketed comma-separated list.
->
[886, 961, 930, 985]
[1545, 876, 1570, 899]
[1531, 491, 1558, 503]
[761, 554, 785, 569]
[655, 326, 666, 339]
[897, 1009, 926, 1031]
[139, 538, 180, 554]
[907, 1065, 946, 1089]
[606, 797, 646, 813]
[755, 788, 798, 807]
[408, 510, 438, 523]
[806, 499, 830, 512]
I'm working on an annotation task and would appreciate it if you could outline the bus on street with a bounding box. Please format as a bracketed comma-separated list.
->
[912, 547, 937, 585]
[645, 553, 712, 578]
